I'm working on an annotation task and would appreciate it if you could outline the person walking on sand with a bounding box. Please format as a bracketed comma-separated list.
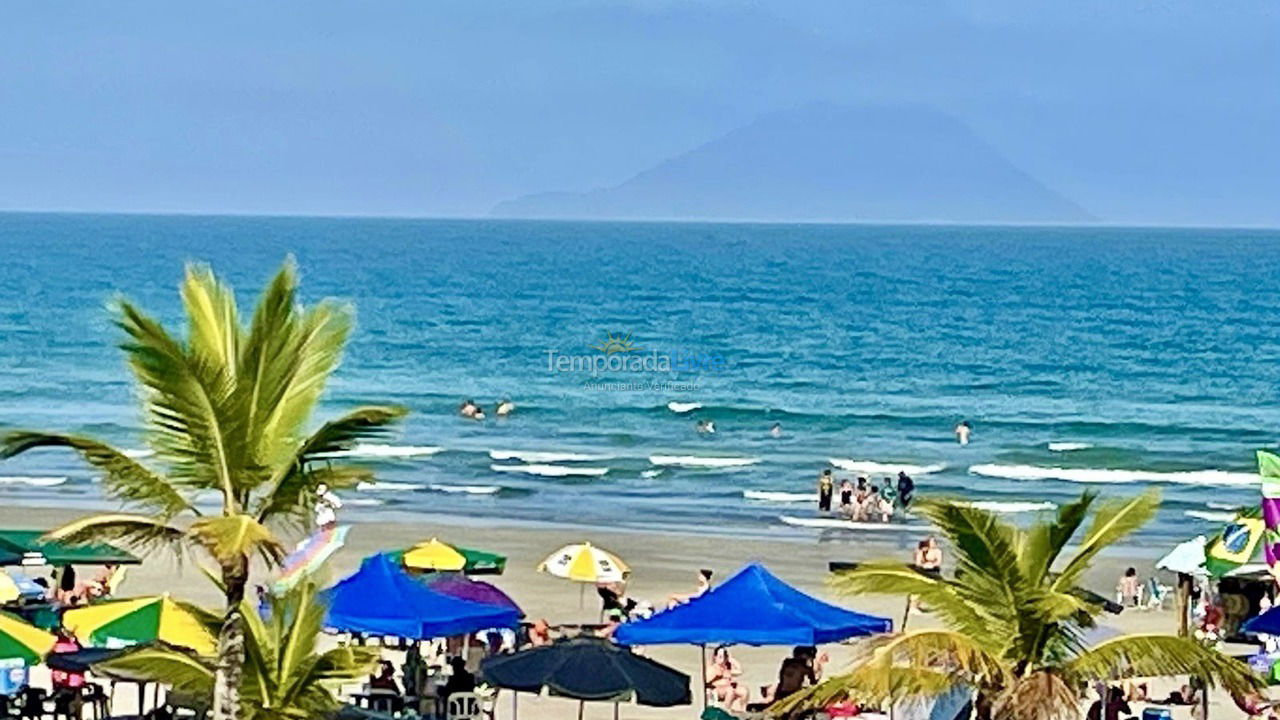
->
[817, 469, 834, 512]
[954, 420, 972, 445]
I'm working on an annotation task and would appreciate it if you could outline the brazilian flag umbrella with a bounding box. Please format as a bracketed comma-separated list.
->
[0, 611, 55, 666]
[397, 538, 506, 575]
[62, 594, 216, 655]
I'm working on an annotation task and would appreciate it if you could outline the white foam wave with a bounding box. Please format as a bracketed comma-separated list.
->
[779, 515, 920, 532]
[321, 444, 443, 459]
[0, 476, 67, 487]
[667, 402, 702, 413]
[1185, 510, 1237, 522]
[968, 464, 1259, 487]
[357, 481, 426, 492]
[640, 469, 664, 479]
[744, 490, 816, 503]
[828, 459, 945, 476]
[345, 497, 386, 507]
[1207, 501, 1243, 511]
[649, 455, 760, 468]
[488, 450, 607, 463]
[1047, 442, 1093, 452]
[490, 464, 608, 477]
[958, 500, 1057, 514]
[429, 484, 501, 495]
[122, 448, 155, 459]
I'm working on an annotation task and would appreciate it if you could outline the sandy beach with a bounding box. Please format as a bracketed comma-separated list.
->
[0, 503, 1229, 720]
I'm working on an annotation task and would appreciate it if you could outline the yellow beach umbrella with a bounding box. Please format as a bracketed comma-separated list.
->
[63, 594, 216, 655]
[0, 572, 21, 605]
[402, 538, 468, 572]
[538, 542, 629, 583]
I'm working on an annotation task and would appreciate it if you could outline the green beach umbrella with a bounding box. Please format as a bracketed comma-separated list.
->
[0, 611, 55, 665]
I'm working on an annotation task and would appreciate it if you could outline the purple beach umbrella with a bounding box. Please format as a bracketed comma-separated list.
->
[426, 575, 524, 616]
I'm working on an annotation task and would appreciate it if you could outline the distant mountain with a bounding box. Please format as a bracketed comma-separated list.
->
[492, 104, 1091, 223]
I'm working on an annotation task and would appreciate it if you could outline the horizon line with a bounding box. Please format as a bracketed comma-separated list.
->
[1, 208, 1277, 233]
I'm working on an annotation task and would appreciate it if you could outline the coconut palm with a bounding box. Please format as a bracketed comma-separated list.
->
[0, 261, 405, 720]
[773, 490, 1263, 720]
[100, 579, 379, 720]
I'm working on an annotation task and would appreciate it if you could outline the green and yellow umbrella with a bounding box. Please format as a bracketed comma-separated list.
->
[63, 594, 216, 655]
[0, 612, 55, 665]
[399, 538, 507, 575]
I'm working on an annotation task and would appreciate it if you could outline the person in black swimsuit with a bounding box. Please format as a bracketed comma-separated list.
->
[817, 469, 834, 511]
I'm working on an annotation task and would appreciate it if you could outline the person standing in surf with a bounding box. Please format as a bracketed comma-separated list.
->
[817, 469, 834, 512]
[954, 420, 972, 445]
[896, 471, 915, 509]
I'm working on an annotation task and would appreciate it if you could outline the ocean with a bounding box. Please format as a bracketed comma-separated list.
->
[2, 213, 1279, 551]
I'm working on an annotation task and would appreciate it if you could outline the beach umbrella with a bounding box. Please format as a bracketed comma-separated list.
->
[0, 611, 55, 665]
[424, 575, 523, 616]
[400, 538, 507, 575]
[481, 636, 691, 719]
[0, 572, 21, 604]
[538, 542, 628, 583]
[273, 524, 350, 592]
[63, 594, 216, 655]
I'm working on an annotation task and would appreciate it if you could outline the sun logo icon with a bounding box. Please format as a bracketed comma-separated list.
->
[590, 331, 642, 354]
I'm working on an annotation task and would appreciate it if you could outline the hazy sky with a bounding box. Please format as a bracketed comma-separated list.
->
[1, 1, 1277, 225]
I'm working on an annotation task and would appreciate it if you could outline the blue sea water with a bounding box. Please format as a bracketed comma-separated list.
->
[2, 212, 1280, 548]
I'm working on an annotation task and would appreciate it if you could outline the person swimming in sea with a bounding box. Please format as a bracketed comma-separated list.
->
[817, 469, 834, 512]
[496, 398, 515, 416]
[769, 422, 782, 438]
[459, 399, 480, 418]
[954, 420, 972, 445]
[696, 419, 716, 434]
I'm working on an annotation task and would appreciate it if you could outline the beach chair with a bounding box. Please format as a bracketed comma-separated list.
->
[445, 692, 482, 720]
[1144, 578, 1172, 611]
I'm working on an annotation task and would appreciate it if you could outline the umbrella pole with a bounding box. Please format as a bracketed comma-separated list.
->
[579, 699, 585, 720]
[614, 701, 619, 720]
[699, 644, 708, 711]
[513, 691, 518, 720]
[579, 582, 585, 610]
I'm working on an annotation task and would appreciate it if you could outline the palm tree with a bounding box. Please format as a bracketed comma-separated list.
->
[0, 261, 405, 720]
[100, 580, 379, 720]
[773, 490, 1263, 720]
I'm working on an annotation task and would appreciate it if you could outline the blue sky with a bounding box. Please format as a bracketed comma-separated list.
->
[1, 1, 1277, 225]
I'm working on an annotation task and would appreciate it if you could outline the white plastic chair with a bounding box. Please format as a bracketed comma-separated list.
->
[446, 692, 482, 720]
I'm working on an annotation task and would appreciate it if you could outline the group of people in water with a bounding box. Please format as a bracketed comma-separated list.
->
[817, 469, 915, 522]
[457, 398, 515, 420]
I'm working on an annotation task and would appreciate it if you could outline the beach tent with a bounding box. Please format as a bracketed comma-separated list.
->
[0, 530, 138, 567]
[325, 553, 519, 639]
[615, 563, 891, 646]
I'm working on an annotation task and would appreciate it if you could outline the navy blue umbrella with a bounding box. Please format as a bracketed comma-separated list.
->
[481, 636, 691, 712]
[1244, 606, 1280, 635]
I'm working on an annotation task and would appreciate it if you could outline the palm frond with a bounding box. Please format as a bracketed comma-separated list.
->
[853, 630, 1011, 687]
[117, 299, 244, 507]
[96, 646, 215, 696]
[181, 264, 243, 384]
[254, 406, 407, 524]
[830, 564, 998, 646]
[0, 431, 191, 516]
[189, 514, 284, 567]
[915, 500, 1025, 593]
[46, 513, 190, 557]
[768, 667, 957, 716]
[1019, 492, 1096, 585]
[1065, 634, 1265, 696]
[1052, 490, 1159, 593]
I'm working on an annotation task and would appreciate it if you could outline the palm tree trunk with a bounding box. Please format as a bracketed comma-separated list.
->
[212, 557, 249, 720]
